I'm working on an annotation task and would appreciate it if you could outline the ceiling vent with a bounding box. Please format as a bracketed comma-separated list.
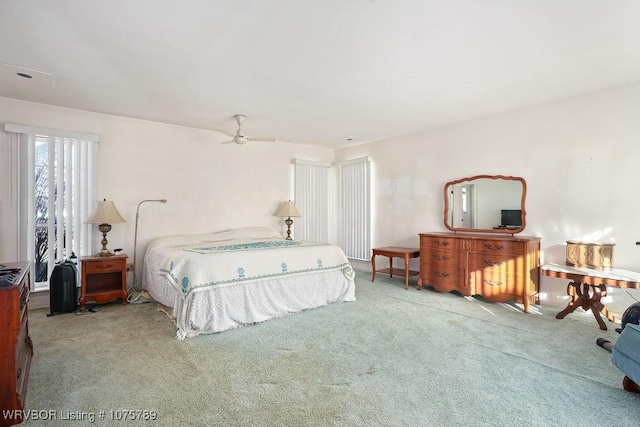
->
[0, 62, 55, 88]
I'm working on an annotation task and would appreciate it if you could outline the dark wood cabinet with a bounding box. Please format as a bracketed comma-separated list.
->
[418, 233, 541, 313]
[0, 262, 33, 427]
[80, 255, 128, 310]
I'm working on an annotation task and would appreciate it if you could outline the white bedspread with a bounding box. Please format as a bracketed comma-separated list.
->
[143, 227, 356, 339]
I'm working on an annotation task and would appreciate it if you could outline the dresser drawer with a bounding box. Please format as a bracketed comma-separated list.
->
[421, 248, 459, 265]
[84, 259, 125, 274]
[15, 321, 29, 371]
[15, 339, 32, 405]
[19, 281, 30, 323]
[421, 236, 459, 250]
[471, 239, 524, 256]
[468, 253, 525, 275]
[421, 261, 462, 284]
[470, 270, 526, 296]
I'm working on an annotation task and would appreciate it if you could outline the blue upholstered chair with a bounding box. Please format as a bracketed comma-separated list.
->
[612, 323, 640, 393]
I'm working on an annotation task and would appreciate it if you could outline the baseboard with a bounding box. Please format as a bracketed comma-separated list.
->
[349, 259, 372, 273]
[28, 289, 49, 310]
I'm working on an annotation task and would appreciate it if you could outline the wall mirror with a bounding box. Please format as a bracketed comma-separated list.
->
[443, 175, 527, 234]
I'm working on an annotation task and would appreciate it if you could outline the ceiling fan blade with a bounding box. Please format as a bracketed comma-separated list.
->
[246, 137, 276, 142]
[221, 139, 234, 144]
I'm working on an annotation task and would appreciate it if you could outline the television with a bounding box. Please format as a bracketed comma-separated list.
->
[500, 209, 522, 227]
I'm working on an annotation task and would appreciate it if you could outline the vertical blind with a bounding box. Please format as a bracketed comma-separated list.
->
[339, 157, 372, 260]
[6, 123, 99, 289]
[294, 160, 330, 243]
[36, 135, 98, 288]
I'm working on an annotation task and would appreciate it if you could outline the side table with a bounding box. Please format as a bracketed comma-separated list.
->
[542, 263, 640, 330]
[371, 247, 420, 290]
[80, 255, 128, 310]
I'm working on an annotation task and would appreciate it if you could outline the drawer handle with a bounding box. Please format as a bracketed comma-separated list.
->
[484, 279, 504, 286]
[435, 271, 450, 278]
[434, 255, 450, 261]
[435, 241, 450, 247]
[484, 260, 505, 267]
[484, 244, 504, 251]
[96, 264, 114, 269]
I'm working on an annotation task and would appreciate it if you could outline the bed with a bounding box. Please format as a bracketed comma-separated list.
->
[142, 227, 356, 339]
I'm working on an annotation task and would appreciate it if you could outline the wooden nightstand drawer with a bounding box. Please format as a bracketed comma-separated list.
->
[84, 258, 125, 274]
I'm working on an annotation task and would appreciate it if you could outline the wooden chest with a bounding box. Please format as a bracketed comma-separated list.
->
[418, 233, 541, 313]
[0, 262, 33, 426]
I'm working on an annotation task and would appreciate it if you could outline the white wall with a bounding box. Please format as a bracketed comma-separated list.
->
[0, 97, 333, 272]
[335, 81, 640, 318]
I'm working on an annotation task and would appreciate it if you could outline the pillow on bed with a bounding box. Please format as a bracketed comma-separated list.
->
[202, 226, 283, 242]
[147, 227, 283, 251]
[145, 234, 211, 251]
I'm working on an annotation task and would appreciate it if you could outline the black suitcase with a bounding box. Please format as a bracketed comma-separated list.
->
[48, 260, 78, 316]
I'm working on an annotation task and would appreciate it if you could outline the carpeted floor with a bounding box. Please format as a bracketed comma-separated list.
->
[18, 272, 640, 426]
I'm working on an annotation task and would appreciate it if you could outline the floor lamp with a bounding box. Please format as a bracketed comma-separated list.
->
[133, 199, 167, 290]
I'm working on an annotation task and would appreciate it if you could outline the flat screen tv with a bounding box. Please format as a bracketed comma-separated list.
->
[500, 209, 522, 227]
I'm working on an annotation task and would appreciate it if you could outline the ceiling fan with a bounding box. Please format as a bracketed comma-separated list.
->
[221, 114, 276, 145]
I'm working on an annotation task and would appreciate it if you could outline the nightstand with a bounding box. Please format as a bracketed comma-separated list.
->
[79, 255, 128, 310]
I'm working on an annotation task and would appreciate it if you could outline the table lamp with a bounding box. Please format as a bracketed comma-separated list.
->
[85, 199, 126, 257]
[276, 200, 301, 240]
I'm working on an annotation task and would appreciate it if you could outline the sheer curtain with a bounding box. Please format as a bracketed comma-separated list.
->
[5, 124, 99, 289]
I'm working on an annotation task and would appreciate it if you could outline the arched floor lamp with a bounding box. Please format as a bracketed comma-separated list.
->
[133, 199, 167, 290]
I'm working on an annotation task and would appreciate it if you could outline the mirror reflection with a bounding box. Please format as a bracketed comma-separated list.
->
[444, 175, 526, 234]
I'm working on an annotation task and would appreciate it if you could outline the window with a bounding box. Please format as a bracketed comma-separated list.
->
[5, 124, 98, 290]
[338, 157, 372, 260]
[293, 157, 372, 259]
[293, 159, 331, 243]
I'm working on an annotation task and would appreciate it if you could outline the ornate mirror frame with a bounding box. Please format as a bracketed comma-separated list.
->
[443, 174, 527, 235]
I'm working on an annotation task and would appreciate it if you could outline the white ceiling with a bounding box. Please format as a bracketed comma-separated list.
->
[2, 0, 640, 149]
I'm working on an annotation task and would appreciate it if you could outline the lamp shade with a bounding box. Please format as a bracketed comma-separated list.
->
[85, 199, 126, 224]
[276, 200, 301, 218]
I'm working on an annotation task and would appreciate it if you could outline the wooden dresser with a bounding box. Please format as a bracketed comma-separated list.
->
[418, 233, 541, 312]
[0, 262, 33, 426]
